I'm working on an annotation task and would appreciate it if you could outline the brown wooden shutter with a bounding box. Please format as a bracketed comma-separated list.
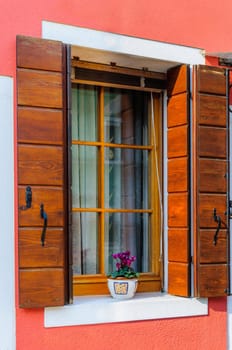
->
[193, 65, 229, 297]
[167, 65, 191, 296]
[17, 36, 70, 307]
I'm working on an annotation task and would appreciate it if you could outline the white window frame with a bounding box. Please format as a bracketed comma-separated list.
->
[42, 20, 208, 327]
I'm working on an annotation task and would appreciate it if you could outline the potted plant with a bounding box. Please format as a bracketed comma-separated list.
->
[107, 250, 139, 299]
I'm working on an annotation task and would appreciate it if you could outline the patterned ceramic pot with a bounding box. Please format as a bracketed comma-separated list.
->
[107, 278, 138, 299]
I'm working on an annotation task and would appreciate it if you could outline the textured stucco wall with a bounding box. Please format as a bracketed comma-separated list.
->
[1, 0, 232, 76]
[16, 298, 226, 350]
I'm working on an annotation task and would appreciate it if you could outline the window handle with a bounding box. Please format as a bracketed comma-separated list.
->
[19, 186, 32, 210]
[213, 208, 221, 246]
[40, 203, 48, 247]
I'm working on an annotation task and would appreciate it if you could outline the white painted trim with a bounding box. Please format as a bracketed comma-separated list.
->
[42, 21, 205, 67]
[0, 76, 15, 349]
[45, 293, 208, 327]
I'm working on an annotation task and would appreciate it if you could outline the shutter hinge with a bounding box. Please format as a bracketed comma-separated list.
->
[229, 200, 232, 219]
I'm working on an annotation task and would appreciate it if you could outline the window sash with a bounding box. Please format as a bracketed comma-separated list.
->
[71, 82, 162, 295]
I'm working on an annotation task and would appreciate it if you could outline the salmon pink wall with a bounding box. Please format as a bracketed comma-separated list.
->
[1, 0, 232, 75]
[0, 0, 230, 349]
[17, 298, 226, 350]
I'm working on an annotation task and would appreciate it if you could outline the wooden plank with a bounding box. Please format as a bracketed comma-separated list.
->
[18, 145, 63, 185]
[167, 65, 189, 97]
[198, 194, 227, 228]
[17, 69, 63, 108]
[197, 65, 226, 95]
[168, 158, 188, 192]
[167, 125, 188, 158]
[198, 265, 228, 297]
[18, 107, 63, 145]
[168, 193, 189, 227]
[197, 94, 226, 127]
[168, 262, 190, 296]
[19, 269, 65, 308]
[18, 186, 64, 227]
[19, 228, 64, 268]
[168, 229, 189, 263]
[17, 35, 63, 72]
[198, 126, 227, 158]
[199, 229, 227, 263]
[167, 93, 188, 128]
[199, 159, 227, 193]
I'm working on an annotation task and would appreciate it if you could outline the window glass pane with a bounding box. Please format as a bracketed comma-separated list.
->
[72, 84, 98, 141]
[104, 148, 149, 209]
[105, 213, 150, 274]
[104, 88, 149, 145]
[72, 212, 99, 275]
[72, 145, 98, 208]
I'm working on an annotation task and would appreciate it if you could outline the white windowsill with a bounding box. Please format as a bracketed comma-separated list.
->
[45, 292, 208, 327]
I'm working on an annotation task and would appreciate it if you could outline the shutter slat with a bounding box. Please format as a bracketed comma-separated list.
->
[168, 158, 188, 192]
[167, 93, 189, 127]
[17, 69, 63, 108]
[198, 265, 228, 297]
[167, 125, 188, 158]
[18, 107, 63, 145]
[168, 229, 189, 262]
[17, 35, 69, 307]
[199, 230, 227, 263]
[19, 269, 64, 308]
[197, 65, 226, 95]
[168, 263, 189, 296]
[168, 193, 189, 227]
[199, 127, 227, 158]
[199, 159, 227, 193]
[198, 94, 226, 126]
[18, 187, 63, 227]
[17, 35, 63, 71]
[18, 145, 63, 185]
[199, 194, 227, 228]
[19, 228, 64, 267]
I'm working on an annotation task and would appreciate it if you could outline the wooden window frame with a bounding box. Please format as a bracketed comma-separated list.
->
[71, 62, 163, 296]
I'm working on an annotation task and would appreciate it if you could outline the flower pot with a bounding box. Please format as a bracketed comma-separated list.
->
[107, 278, 138, 299]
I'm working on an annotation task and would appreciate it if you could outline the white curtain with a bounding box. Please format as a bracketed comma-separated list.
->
[72, 85, 98, 274]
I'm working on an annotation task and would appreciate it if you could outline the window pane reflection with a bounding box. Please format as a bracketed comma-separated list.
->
[72, 145, 98, 208]
[104, 148, 149, 209]
[105, 213, 150, 274]
[104, 88, 149, 145]
[72, 212, 99, 275]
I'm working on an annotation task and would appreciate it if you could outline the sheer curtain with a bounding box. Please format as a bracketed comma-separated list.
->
[72, 85, 99, 274]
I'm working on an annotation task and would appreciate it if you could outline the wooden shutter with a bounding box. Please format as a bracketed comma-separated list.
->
[167, 65, 191, 296]
[193, 65, 229, 297]
[17, 36, 70, 307]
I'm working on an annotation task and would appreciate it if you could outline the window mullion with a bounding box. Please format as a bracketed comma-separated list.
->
[99, 87, 105, 274]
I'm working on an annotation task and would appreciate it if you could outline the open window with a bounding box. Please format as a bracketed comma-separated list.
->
[17, 35, 230, 308]
[71, 63, 164, 295]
